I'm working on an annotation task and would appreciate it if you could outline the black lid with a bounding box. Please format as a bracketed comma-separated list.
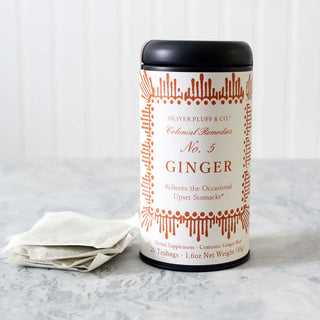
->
[141, 40, 253, 68]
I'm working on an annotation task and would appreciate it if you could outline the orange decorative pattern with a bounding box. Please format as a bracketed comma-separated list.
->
[241, 79, 252, 232]
[140, 71, 155, 232]
[140, 71, 252, 242]
[152, 206, 250, 241]
[141, 72, 245, 105]
[243, 136, 251, 169]
[140, 70, 154, 102]
[244, 103, 252, 136]
[140, 101, 154, 232]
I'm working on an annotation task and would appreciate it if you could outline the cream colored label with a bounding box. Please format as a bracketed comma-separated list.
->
[139, 70, 252, 265]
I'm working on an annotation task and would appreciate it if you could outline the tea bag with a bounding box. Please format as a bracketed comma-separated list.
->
[1, 211, 139, 272]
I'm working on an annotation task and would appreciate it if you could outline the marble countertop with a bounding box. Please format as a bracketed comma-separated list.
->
[0, 159, 319, 320]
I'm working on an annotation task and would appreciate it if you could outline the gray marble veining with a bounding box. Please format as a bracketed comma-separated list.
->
[0, 159, 319, 320]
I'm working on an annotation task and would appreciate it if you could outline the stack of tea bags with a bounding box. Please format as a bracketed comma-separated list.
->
[1, 211, 139, 272]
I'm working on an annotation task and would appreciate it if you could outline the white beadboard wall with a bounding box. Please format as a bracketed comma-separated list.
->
[0, 0, 320, 159]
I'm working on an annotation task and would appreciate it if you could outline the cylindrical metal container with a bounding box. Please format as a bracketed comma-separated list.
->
[139, 40, 253, 271]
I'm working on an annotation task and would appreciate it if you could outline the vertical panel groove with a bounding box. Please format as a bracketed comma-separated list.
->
[117, 0, 124, 157]
[15, 0, 25, 158]
[150, 0, 156, 36]
[154, 0, 160, 37]
[50, 0, 58, 157]
[89, 0, 96, 158]
[284, 0, 298, 157]
[223, 0, 231, 39]
[185, 0, 191, 39]
[55, 0, 63, 157]
[82, 0, 91, 157]
[316, 7, 320, 157]
[188, 0, 196, 39]
[317, 42, 320, 157]
[219, 0, 231, 39]
[219, 0, 225, 39]
[253, 0, 265, 157]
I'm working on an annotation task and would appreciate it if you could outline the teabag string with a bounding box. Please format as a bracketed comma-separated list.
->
[1, 212, 140, 272]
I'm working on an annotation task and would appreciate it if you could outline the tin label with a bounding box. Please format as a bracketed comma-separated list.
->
[139, 70, 252, 265]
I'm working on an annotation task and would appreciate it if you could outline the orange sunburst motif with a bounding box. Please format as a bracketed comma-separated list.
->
[141, 207, 154, 232]
[240, 204, 250, 233]
[139, 70, 154, 102]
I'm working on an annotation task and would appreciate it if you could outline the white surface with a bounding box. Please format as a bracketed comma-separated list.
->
[0, 159, 319, 319]
[0, 0, 320, 159]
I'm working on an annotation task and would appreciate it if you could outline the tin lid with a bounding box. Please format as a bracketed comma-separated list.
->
[141, 40, 253, 68]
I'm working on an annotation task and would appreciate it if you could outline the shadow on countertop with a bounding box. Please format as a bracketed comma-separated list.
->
[94, 242, 151, 277]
